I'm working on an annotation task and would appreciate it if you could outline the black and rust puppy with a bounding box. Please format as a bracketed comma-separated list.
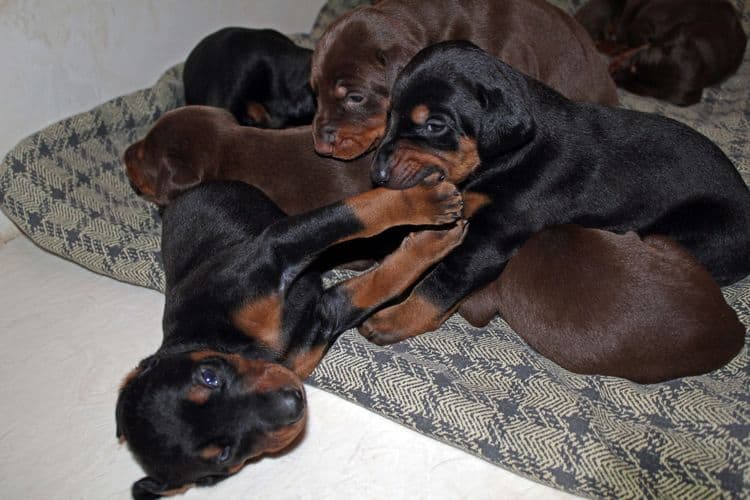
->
[183, 27, 315, 127]
[116, 181, 466, 498]
[575, 0, 747, 105]
[363, 41, 750, 345]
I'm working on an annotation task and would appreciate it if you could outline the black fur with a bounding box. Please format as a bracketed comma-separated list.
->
[183, 27, 315, 127]
[366, 41, 750, 343]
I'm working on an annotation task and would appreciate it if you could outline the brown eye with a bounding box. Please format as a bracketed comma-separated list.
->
[217, 446, 231, 463]
[346, 93, 365, 104]
[425, 118, 446, 134]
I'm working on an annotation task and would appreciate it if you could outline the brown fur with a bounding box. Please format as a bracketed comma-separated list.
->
[123, 105, 372, 212]
[459, 225, 745, 383]
[576, 0, 747, 105]
[311, 0, 618, 159]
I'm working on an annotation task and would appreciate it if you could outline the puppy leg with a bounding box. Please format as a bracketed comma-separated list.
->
[359, 232, 513, 345]
[288, 222, 468, 377]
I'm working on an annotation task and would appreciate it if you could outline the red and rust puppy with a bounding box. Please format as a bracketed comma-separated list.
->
[116, 180, 466, 498]
[575, 0, 747, 105]
[183, 28, 315, 128]
[459, 225, 745, 384]
[310, 0, 618, 160]
[364, 41, 750, 345]
[123, 106, 372, 213]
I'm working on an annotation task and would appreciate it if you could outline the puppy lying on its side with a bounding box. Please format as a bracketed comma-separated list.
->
[183, 28, 315, 128]
[575, 0, 747, 105]
[116, 180, 466, 498]
[460, 225, 745, 384]
[123, 106, 371, 213]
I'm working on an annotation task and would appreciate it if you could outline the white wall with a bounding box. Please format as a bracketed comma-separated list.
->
[0, 0, 324, 239]
[0, 0, 324, 156]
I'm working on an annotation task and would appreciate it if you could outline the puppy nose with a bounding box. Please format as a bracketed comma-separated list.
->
[320, 124, 336, 144]
[275, 387, 306, 424]
[372, 148, 393, 185]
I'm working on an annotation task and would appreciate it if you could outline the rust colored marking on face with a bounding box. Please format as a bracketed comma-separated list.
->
[462, 191, 492, 218]
[334, 85, 348, 99]
[410, 104, 430, 125]
[125, 162, 156, 198]
[119, 366, 142, 391]
[288, 345, 327, 378]
[186, 384, 212, 405]
[262, 413, 308, 454]
[332, 113, 387, 160]
[387, 136, 480, 187]
[246, 101, 271, 126]
[231, 294, 283, 352]
[160, 484, 195, 497]
[200, 445, 223, 460]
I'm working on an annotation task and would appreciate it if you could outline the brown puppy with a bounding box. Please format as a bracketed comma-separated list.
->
[459, 225, 745, 384]
[123, 105, 372, 213]
[311, 0, 618, 160]
[576, 0, 747, 105]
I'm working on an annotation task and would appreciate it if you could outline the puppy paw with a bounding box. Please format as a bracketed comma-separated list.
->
[400, 220, 468, 261]
[402, 180, 463, 225]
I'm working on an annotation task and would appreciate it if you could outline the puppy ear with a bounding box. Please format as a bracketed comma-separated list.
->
[475, 83, 535, 157]
[154, 156, 201, 205]
[132, 477, 170, 500]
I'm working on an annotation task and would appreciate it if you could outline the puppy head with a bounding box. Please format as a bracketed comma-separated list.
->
[116, 350, 306, 498]
[310, 10, 412, 160]
[372, 41, 536, 189]
[123, 106, 236, 206]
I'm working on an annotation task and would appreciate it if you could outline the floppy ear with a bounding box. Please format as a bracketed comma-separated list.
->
[475, 83, 535, 158]
[132, 477, 170, 500]
[377, 45, 411, 86]
[154, 155, 202, 205]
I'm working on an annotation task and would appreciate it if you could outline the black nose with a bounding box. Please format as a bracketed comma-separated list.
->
[372, 147, 393, 185]
[320, 124, 336, 144]
[272, 387, 306, 425]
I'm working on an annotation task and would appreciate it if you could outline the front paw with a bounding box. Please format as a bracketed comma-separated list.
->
[358, 311, 410, 346]
[401, 220, 468, 261]
[403, 180, 463, 225]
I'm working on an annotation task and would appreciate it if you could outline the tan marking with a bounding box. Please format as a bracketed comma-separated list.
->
[186, 384, 212, 405]
[363, 292, 459, 344]
[388, 136, 480, 186]
[462, 191, 491, 218]
[410, 104, 430, 125]
[288, 345, 327, 378]
[345, 224, 466, 310]
[246, 102, 271, 126]
[339, 181, 459, 243]
[188, 350, 304, 399]
[231, 294, 283, 352]
[200, 445, 223, 460]
[160, 484, 194, 497]
[332, 113, 387, 160]
[334, 85, 348, 99]
[125, 162, 156, 197]
[119, 366, 142, 390]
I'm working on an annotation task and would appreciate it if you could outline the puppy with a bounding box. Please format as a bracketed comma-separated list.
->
[363, 41, 750, 345]
[575, 0, 748, 105]
[310, 0, 618, 160]
[116, 180, 466, 498]
[183, 28, 315, 127]
[123, 106, 371, 213]
[459, 225, 745, 384]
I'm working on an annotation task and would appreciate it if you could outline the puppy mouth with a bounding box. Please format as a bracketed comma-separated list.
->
[389, 164, 445, 189]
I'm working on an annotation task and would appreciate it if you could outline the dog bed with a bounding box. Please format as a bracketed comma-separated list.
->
[1, 0, 748, 497]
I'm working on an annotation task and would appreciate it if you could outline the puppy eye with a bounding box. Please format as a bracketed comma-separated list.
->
[200, 367, 221, 388]
[425, 119, 446, 134]
[346, 92, 365, 104]
[217, 446, 232, 463]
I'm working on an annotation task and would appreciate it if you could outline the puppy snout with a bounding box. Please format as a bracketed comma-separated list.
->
[372, 146, 394, 185]
[314, 123, 337, 155]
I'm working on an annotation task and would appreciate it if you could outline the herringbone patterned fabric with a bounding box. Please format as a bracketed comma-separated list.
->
[0, 1, 748, 497]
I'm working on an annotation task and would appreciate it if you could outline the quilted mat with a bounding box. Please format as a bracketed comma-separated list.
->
[1, 0, 749, 497]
